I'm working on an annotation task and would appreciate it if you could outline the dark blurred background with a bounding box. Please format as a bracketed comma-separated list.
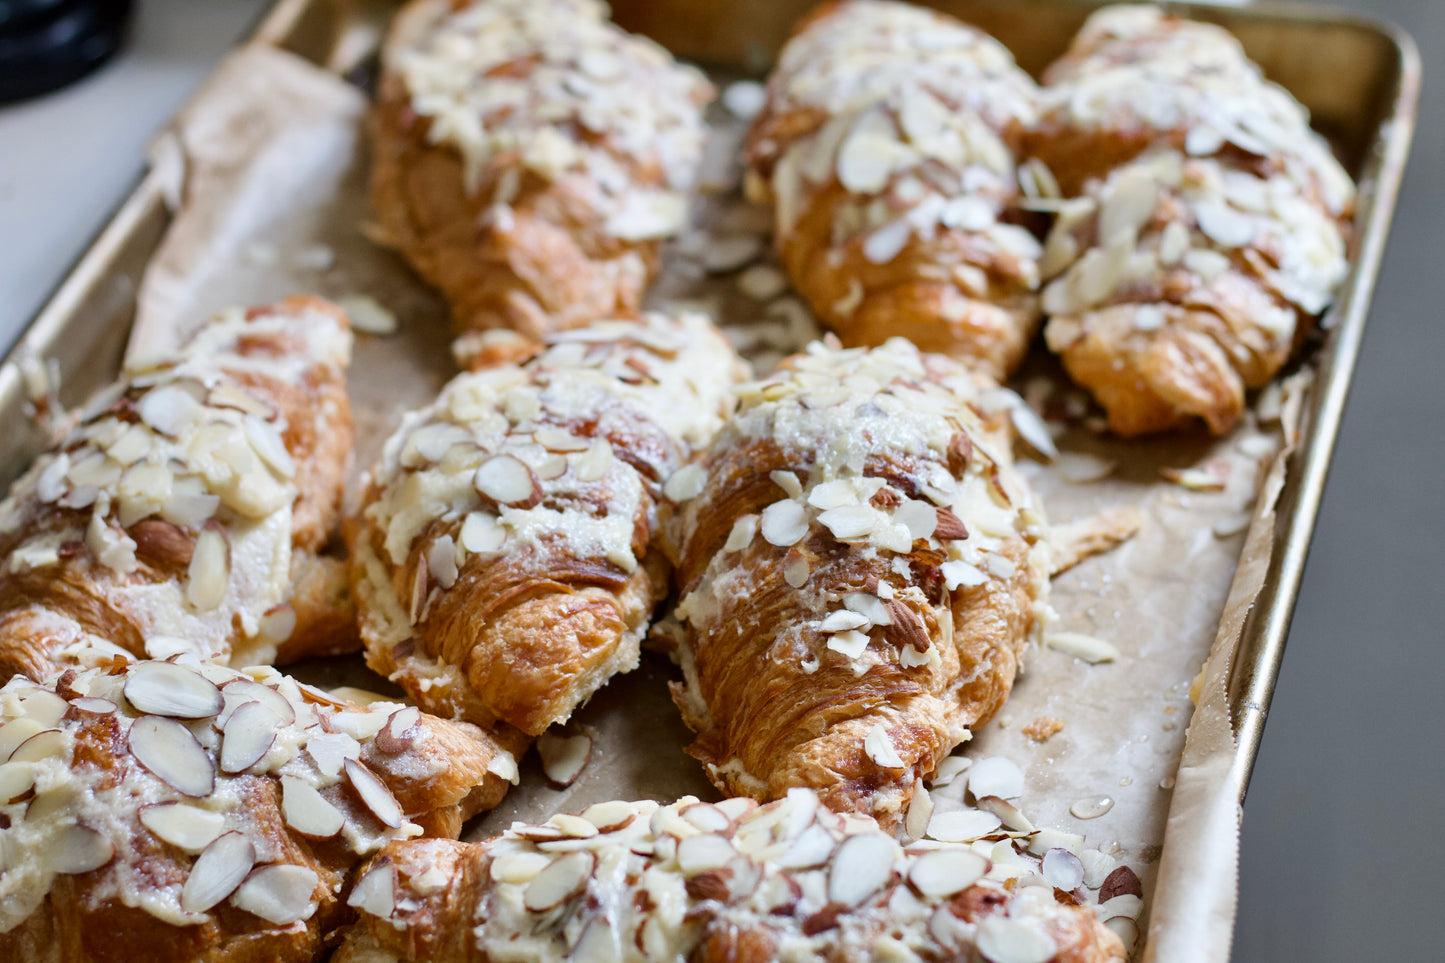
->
[0, 1, 1438, 958]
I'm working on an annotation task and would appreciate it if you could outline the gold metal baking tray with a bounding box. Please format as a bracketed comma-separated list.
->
[0, 0, 1419, 952]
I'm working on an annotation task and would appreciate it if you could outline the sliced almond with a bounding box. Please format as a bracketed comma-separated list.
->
[523, 851, 594, 912]
[580, 800, 635, 834]
[760, 499, 808, 547]
[124, 662, 223, 719]
[459, 512, 507, 556]
[186, 526, 230, 611]
[818, 505, 875, 541]
[975, 916, 1058, 963]
[52, 824, 115, 875]
[69, 697, 116, 716]
[828, 833, 896, 906]
[863, 725, 905, 769]
[0, 718, 43, 760]
[220, 680, 296, 726]
[663, 463, 707, 502]
[0, 761, 36, 804]
[1041, 848, 1085, 891]
[574, 439, 614, 482]
[19, 690, 67, 727]
[681, 802, 732, 834]
[474, 455, 541, 508]
[967, 757, 1024, 800]
[549, 814, 598, 839]
[925, 808, 1001, 843]
[909, 848, 987, 897]
[427, 535, 459, 589]
[1104, 916, 1140, 954]
[244, 416, 296, 479]
[281, 775, 345, 837]
[976, 795, 1034, 833]
[903, 784, 933, 842]
[182, 832, 255, 913]
[537, 731, 592, 788]
[819, 610, 869, 633]
[1045, 632, 1119, 664]
[9, 729, 66, 763]
[895, 500, 938, 540]
[140, 802, 227, 853]
[129, 715, 215, 797]
[374, 706, 421, 754]
[219, 700, 279, 774]
[676, 834, 735, 875]
[348, 861, 397, 918]
[345, 758, 404, 828]
[232, 864, 319, 924]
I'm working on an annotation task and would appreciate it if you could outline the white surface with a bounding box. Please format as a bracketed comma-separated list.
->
[0, 0, 265, 350]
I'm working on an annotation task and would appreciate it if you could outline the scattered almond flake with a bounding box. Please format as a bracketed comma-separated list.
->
[487, 749, 520, 784]
[967, 756, 1024, 800]
[976, 795, 1033, 833]
[1054, 451, 1117, 484]
[460, 512, 507, 555]
[703, 235, 763, 273]
[760, 499, 809, 547]
[1022, 715, 1065, 743]
[925, 808, 1001, 843]
[976, 916, 1057, 963]
[929, 755, 971, 787]
[827, 833, 896, 906]
[664, 463, 707, 502]
[903, 784, 933, 841]
[769, 469, 803, 499]
[737, 264, 787, 300]
[1105, 917, 1140, 955]
[337, 294, 399, 336]
[1041, 848, 1086, 891]
[475, 454, 541, 506]
[1099, 893, 1144, 921]
[129, 715, 215, 797]
[940, 560, 988, 591]
[574, 439, 614, 482]
[232, 864, 320, 925]
[1160, 464, 1228, 491]
[862, 725, 905, 769]
[819, 610, 869, 633]
[1069, 795, 1115, 820]
[1133, 303, 1167, 331]
[1078, 848, 1117, 888]
[909, 848, 987, 898]
[345, 758, 405, 828]
[182, 832, 255, 913]
[817, 504, 875, 541]
[894, 499, 937, 540]
[1212, 512, 1253, 538]
[782, 551, 810, 588]
[1006, 399, 1058, 461]
[1045, 632, 1119, 664]
[724, 515, 758, 553]
[721, 79, 766, 120]
[985, 554, 1017, 579]
[862, 218, 912, 264]
[139, 802, 227, 854]
[538, 730, 593, 788]
[219, 700, 279, 773]
[280, 775, 345, 837]
[123, 662, 222, 719]
[426, 535, 460, 589]
[825, 629, 870, 660]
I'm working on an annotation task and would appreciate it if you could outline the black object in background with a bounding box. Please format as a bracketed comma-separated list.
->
[0, 0, 134, 104]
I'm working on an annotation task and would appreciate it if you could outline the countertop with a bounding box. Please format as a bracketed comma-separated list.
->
[0, 1, 1438, 958]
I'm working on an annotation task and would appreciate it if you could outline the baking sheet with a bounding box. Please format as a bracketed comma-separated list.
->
[84, 2, 1413, 958]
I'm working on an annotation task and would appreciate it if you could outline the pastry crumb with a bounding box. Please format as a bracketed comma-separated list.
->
[1023, 715, 1066, 742]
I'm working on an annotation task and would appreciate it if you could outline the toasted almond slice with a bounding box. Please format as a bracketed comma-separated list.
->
[130, 715, 215, 797]
[232, 864, 319, 925]
[1041, 848, 1085, 891]
[186, 527, 230, 611]
[140, 802, 228, 853]
[580, 801, 635, 834]
[773, 821, 833, 870]
[345, 758, 404, 828]
[219, 701, 279, 774]
[537, 731, 592, 789]
[474, 455, 541, 508]
[863, 725, 905, 769]
[975, 795, 1034, 833]
[52, 824, 115, 875]
[348, 861, 397, 918]
[967, 757, 1024, 800]
[374, 706, 421, 754]
[220, 680, 296, 726]
[909, 848, 987, 897]
[676, 834, 735, 875]
[0, 761, 36, 804]
[828, 833, 896, 906]
[975, 917, 1058, 963]
[124, 662, 223, 719]
[523, 851, 594, 912]
[903, 784, 933, 842]
[281, 775, 344, 837]
[925, 808, 1001, 843]
[9, 729, 66, 763]
[182, 832, 255, 913]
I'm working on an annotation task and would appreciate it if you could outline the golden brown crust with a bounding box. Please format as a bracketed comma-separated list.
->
[666, 340, 1047, 827]
[370, 0, 711, 341]
[348, 314, 744, 736]
[0, 661, 522, 963]
[0, 297, 355, 682]
[744, 0, 1043, 379]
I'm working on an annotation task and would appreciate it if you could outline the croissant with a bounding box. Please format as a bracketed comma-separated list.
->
[0, 297, 356, 685]
[1025, 5, 1354, 435]
[743, 0, 1043, 380]
[335, 790, 1124, 962]
[372, 0, 712, 344]
[349, 312, 745, 737]
[0, 657, 523, 962]
[663, 338, 1048, 827]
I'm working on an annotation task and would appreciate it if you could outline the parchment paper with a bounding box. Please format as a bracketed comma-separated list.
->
[131, 40, 1304, 961]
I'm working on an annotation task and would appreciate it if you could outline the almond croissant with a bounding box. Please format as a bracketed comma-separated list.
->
[349, 312, 745, 737]
[335, 790, 1124, 962]
[744, 0, 1043, 379]
[0, 658, 523, 963]
[1026, 5, 1354, 435]
[0, 297, 356, 685]
[373, 0, 712, 346]
[664, 338, 1049, 827]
